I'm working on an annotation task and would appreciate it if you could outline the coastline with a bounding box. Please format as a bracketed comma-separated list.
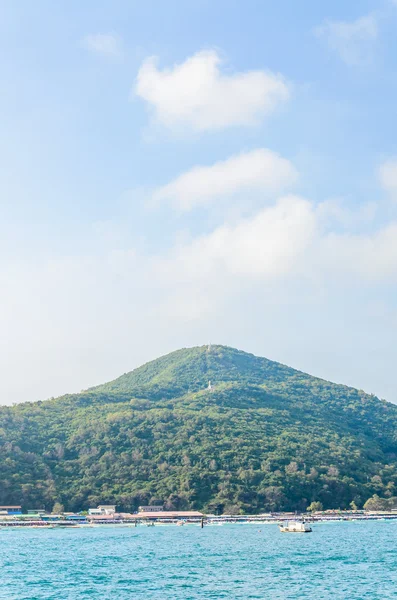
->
[1, 511, 397, 528]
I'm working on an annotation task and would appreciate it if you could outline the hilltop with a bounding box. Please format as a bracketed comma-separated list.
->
[0, 345, 396, 513]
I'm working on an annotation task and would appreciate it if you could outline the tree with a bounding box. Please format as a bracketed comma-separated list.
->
[327, 466, 339, 477]
[363, 494, 388, 511]
[285, 461, 298, 474]
[52, 502, 64, 514]
[307, 501, 323, 512]
[222, 504, 241, 515]
[350, 501, 358, 511]
[264, 486, 285, 511]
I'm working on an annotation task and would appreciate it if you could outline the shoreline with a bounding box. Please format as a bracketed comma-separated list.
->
[1, 512, 397, 528]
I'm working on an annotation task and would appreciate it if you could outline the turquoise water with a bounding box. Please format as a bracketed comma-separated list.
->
[1, 521, 396, 599]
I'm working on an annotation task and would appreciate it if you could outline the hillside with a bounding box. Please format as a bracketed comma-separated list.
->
[1, 345, 397, 514]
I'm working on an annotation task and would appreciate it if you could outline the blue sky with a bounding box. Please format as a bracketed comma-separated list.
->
[2, 0, 397, 404]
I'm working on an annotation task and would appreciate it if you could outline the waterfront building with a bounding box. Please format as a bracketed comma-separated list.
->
[27, 509, 46, 516]
[138, 505, 164, 513]
[0, 506, 22, 515]
[136, 510, 204, 520]
[88, 505, 116, 515]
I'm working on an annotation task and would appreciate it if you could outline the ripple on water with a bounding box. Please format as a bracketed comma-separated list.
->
[1, 522, 397, 599]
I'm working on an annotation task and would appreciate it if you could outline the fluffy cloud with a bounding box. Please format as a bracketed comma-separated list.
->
[314, 14, 377, 65]
[157, 195, 397, 285]
[152, 149, 298, 211]
[161, 196, 316, 280]
[81, 33, 123, 58]
[379, 158, 397, 198]
[134, 50, 290, 131]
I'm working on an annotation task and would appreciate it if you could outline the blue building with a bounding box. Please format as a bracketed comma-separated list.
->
[0, 506, 22, 515]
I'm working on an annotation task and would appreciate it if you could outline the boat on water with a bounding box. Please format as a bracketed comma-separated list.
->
[279, 520, 312, 533]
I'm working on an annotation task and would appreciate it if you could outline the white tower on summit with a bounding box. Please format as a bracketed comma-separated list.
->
[208, 380, 212, 390]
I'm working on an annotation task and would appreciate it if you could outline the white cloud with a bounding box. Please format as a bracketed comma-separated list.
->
[158, 195, 397, 286]
[379, 158, 397, 198]
[82, 33, 123, 58]
[314, 14, 378, 65]
[158, 196, 316, 280]
[152, 149, 298, 211]
[134, 50, 290, 132]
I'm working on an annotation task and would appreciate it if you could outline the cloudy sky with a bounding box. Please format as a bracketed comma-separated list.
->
[2, 0, 397, 404]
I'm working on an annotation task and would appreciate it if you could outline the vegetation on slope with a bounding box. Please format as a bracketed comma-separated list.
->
[1, 345, 397, 514]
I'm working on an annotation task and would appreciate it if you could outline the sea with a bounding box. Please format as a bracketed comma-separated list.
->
[0, 521, 396, 599]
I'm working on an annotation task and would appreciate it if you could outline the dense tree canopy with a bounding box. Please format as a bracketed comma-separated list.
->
[1, 345, 397, 513]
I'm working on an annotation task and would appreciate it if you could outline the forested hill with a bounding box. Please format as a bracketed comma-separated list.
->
[1, 345, 397, 514]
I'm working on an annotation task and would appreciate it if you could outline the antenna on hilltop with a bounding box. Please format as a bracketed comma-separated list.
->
[207, 342, 211, 352]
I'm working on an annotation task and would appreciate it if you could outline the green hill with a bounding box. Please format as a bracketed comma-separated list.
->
[1, 345, 397, 514]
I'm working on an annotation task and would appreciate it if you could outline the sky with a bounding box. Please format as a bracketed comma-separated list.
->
[2, 0, 397, 404]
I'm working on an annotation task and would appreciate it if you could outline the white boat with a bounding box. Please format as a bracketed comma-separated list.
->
[279, 520, 312, 533]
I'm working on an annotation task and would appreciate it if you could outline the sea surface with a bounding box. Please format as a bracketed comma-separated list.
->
[0, 521, 396, 599]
